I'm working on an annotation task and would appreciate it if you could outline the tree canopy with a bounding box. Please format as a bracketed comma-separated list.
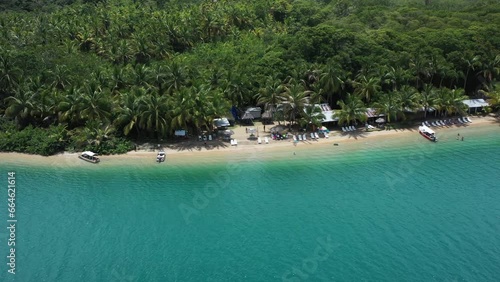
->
[0, 0, 499, 154]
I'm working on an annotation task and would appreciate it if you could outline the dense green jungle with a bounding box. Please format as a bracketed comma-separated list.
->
[0, 0, 499, 155]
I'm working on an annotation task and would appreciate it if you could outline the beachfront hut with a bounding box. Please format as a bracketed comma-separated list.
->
[245, 107, 262, 119]
[261, 110, 273, 124]
[305, 103, 338, 124]
[462, 99, 489, 114]
[241, 112, 254, 125]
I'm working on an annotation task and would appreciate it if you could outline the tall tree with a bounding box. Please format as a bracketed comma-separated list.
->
[336, 93, 366, 125]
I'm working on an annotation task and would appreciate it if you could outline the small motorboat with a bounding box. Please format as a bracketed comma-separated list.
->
[156, 151, 166, 163]
[79, 151, 100, 163]
[418, 125, 437, 142]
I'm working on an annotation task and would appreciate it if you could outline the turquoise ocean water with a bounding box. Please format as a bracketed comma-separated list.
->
[1, 128, 500, 281]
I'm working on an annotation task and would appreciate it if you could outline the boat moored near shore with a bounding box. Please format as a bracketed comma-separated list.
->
[78, 151, 100, 163]
[156, 151, 166, 163]
[419, 125, 437, 142]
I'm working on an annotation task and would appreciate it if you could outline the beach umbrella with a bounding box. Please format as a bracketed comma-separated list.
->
[270, 125, 285, 133]
[319, 126, 328, 131]
[375, 118, 385, 123]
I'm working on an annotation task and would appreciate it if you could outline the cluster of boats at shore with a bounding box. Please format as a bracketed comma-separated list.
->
[78, 150, 166, 164]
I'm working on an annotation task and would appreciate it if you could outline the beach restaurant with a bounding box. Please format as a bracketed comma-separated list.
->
[462, 99, 489, 114]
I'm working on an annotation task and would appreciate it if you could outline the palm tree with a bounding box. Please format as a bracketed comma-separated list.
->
[131, 64, 151, 88]
[300, 104, 325, 132]
[336, 93, 367, 126]
[476, 54, 500, 90]
[418, 84, 437, 119]
[436, 88, 468, 116]
[79, 81, 112, 122]
[83, 120, 114, 146]
[169, 87, 195, 132]
[149, 65, 168, 95]
[48, 65, 70, 91]
[4, 85, 35, 126]
[352, 75, 380, 103]
[57, 85, 83, 126]
[485, 90, 500, 114]
[397, 85, 419, 119]
[139, 89, 170, 138]
[319, 63, 345, 105]
[114, 87, 144, 136]
[462, 55, 480, 90]
[0, 53, 21, 94]
[223, 70, 249, 107]
[372, 92, 402, 123]
[165, 62, 188, 94]
[254, 76, 283, 112]
[382, 66, 409, 91]
[308, 83, 324, 105]
[280, 81, 309, 126]
[410, 55, 431, 89]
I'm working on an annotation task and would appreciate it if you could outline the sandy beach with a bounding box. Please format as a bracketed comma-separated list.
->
[1, 115, 498, 167]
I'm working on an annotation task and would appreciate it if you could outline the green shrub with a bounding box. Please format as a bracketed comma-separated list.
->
[0, 123, 67, 156]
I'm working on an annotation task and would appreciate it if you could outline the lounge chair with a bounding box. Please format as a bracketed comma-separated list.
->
[298, 134, 303, 141]
[437, 120, 444, 126]
[350, 126, 356, 131]
[465, 117, 472, 123]
[198, 135, 202, 141]
[424, 121, 430, 127]
[303, 134, 307, 140]
[324, 132, 329, 138]
[234, 139, 238, 146]
[458, 117, 465, 124]
[430, 121, 436, 127]
[310, 132, 315, 139]
[203, 135, 207, 141]
[315, 132, 320, 139]
[258, 137, 262, 144]
[208, 135, 212, 141]
[293, 135, 297, 142]
[230, 139, 235, 145]
[265, 137, 269, 144]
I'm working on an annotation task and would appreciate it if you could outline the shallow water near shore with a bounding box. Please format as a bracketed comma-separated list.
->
[1, 126, 500, 281]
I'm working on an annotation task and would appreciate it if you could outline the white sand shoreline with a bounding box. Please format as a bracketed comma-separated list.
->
[1, 115, 498, 167]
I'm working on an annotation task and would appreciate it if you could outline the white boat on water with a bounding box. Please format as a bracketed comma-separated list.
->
[418, 125, 437, 142]
[79, 151, 100, 163]
[156, 151, 166, 163]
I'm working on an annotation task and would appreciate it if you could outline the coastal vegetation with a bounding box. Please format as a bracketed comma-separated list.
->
[0, 0, 499, 154]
